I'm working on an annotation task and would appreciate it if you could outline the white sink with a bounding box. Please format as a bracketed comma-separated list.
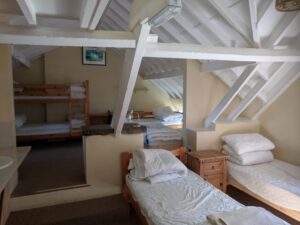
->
[0, 156, 13, 170]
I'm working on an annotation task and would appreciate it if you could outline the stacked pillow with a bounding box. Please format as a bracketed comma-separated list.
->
[222, 133, 275, 166]
[15, 114, 27, 128]
[128, 149, 187, 184]
[152, 106, 182, 122]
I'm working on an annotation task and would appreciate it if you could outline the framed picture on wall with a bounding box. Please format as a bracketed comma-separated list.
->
[82, 47, 106, 66]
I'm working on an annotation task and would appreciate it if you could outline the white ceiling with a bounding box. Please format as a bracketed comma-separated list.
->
[0, 0, 299, 119]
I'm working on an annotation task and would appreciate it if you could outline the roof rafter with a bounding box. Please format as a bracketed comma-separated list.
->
[112, 23, 151, 136]
[208, 0, 252, 44]
[264, 13, 298, 48]
[183, 0, 230, 46]
[80, 0, 98, 29]
[89, 0, 111, 30]
[204, 64, 259, 128]
[248, 0, 260, 47]
[16, 0, 36, 25]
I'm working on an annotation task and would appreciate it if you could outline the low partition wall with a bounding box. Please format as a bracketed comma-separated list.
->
[84, 133, 144, 189]
[186, 119, 260, 151]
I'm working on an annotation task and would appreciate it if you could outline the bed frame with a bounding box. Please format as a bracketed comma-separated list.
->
[228, 175, 300, 222]
[121, 147, 186, 225]
[14, 80, 90, 141]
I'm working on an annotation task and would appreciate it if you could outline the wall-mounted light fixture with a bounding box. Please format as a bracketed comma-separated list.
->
[148, 0, 182, 27]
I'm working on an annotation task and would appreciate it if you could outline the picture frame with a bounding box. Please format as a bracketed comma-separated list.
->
[82, 47, 106, 66]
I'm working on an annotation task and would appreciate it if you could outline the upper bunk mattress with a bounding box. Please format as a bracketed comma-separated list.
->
[126, 170, 243, 225]
[228, 160, 300, 212]
[16, 123, 70, 136]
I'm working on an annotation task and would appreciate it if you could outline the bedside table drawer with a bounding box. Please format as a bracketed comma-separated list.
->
[204, 174, 223, 190]
[203, 161, 223, 174]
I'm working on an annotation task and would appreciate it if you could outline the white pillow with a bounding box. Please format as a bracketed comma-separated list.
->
[152, 106, 174, 120]
[129, 149, 187, 182]
[147, 172, 182, 184]
[223, 145, 273, 166]
[163, 113, 183, 122]
[222, 133, 275, 155]
[15, 114, 27, 128]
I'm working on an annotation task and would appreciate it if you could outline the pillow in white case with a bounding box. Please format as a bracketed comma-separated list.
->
[15, 114, 27, 128]
[222, 133, 275, 155]
[223, 145, 274, 166]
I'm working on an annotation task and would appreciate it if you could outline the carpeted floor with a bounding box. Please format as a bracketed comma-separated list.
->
[6, 195, 140, 225]
[13, 139, 86, 196]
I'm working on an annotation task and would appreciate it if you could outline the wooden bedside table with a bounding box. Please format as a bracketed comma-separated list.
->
[186, 150, 229, 192]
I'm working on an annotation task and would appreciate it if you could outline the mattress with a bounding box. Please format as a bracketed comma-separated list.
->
[126, 170, 243, 225]
[16, 123, 70, 136]
[14, 95, 85, 100]
[228, 160, 300, 212]
[131, 118, 182, 127]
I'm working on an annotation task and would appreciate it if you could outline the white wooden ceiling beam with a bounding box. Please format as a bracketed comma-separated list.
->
[144, 43, 300, 62]
[16, 0, 36, 25]
[202, 61, 256, 73]
[248, 0, 260, 47]
[112, 23, 151, 136]
[204, 64, 258, 128]
[208, 0, 252, 44]
[227, 78, 267, 121]
[253, 63, 300, 119]
[89, 0, 111, 30]
[264, 13, 298, 48]
[80, 0, 98, 29]
[0, 25, 136, 48]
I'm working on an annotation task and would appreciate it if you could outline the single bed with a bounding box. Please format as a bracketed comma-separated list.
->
[227, 159, 300, 222]
[121, 149, 288, 225]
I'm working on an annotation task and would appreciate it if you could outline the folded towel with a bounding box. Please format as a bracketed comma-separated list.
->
[207, 206, 288, 225]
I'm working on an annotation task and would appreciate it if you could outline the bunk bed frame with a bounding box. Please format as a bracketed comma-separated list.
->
[14, 80, 90, 141]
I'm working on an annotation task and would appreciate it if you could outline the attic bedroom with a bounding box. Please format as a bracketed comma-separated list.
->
[0, 0, 299, 225]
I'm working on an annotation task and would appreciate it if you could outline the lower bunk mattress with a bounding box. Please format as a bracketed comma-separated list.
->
[16, 123, 71, 136]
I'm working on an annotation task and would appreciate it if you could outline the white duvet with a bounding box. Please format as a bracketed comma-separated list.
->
[127, 170, 243, 225]
[228, 160, 300, 211]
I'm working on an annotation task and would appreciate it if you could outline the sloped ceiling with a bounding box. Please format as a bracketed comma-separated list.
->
[0, 0, 299, 118]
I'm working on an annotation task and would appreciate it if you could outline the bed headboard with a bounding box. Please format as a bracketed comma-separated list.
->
[121, 147, 186, 186]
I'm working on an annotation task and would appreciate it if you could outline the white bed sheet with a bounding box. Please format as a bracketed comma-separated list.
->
[131, 118, 182, 127]
[16, 123, 70, 136]
[126, 170, 243, 225]
[228, 160, 300, 212]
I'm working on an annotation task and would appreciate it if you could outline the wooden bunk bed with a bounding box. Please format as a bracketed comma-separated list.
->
[14, 80, 90, 141]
